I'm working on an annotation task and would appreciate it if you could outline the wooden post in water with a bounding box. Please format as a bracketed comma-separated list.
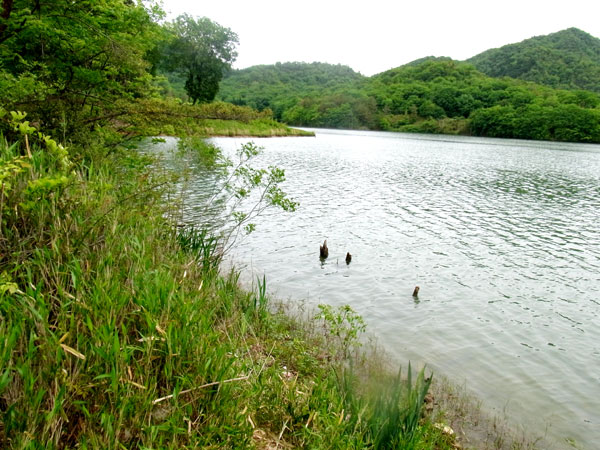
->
[412, 286, 420, 297]
[319, 240, 328, 259]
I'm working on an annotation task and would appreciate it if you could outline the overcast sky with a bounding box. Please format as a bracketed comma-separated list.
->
[163, 0, 600, 76]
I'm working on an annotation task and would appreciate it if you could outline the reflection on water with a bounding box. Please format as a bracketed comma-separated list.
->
[144, 129, 600, 448]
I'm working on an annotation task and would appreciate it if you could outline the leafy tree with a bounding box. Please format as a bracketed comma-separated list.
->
[164, 15, 238, 104]
[0, 0, 163, 135]
[418, 100, 445, 119]
[320, 103, 358, 129]
[431, 85, 461, 117]
[469, 106, 517, 138]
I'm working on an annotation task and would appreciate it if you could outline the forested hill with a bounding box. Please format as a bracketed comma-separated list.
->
[466, 28, 600, 92]
[218, 57, 600, 142]
[218, 62, 365, 120]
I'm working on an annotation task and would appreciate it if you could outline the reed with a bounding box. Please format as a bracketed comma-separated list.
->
[337, 363, 433, 449]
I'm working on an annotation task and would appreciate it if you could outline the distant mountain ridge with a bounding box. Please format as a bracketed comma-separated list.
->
[466, 28, 600, 92]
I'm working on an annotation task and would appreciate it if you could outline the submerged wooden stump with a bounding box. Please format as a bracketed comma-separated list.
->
[319, 240, 328, 259]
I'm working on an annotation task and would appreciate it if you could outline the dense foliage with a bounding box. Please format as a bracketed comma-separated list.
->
[370, 60, 600, 142]
[467, 28, 600, 93]
[0, 0, 163, 138]
[218, 62, 369, 126]
[0, 1, 244, 140]
[218, 56, 600, 142]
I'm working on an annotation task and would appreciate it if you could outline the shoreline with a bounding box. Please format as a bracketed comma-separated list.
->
[0, 117, 559, 448]
[233, 274, 557, 450]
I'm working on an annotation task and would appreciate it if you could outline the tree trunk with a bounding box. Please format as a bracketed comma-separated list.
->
[0, 0, 15, 42]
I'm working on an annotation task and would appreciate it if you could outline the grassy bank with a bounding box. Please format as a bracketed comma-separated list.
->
[188, 119, 313, 137]
[0, 112, 456, 449]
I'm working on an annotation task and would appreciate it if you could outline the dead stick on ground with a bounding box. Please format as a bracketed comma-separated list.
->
[152, 375, 249, 405]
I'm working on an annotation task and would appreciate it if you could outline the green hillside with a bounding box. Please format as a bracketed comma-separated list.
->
[218, 62, 366, 121]
[466, 28, 600, 92]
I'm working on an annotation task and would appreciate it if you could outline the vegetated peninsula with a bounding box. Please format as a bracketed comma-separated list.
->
[218, 28, 600, 143]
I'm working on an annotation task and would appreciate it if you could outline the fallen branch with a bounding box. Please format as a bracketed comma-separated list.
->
[152, 375, 249, 405]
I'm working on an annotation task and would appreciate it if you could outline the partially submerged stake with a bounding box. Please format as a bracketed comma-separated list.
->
[412, 286, 420, 297]
[319, 240, 328, 259]
[345, 252, 352, 264]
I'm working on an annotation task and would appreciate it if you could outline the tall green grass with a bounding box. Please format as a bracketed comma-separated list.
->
[337, 363, 435, 449]
[176, 226, 221, 274]
[0, 117, 453, 448]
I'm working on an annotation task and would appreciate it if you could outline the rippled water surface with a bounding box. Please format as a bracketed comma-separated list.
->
[150, 129, 600, 448]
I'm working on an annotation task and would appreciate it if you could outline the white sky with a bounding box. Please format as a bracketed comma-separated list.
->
[162, 0, 600, 76]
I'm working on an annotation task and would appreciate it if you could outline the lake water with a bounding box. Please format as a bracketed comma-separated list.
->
[150, 129, 600, 448]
